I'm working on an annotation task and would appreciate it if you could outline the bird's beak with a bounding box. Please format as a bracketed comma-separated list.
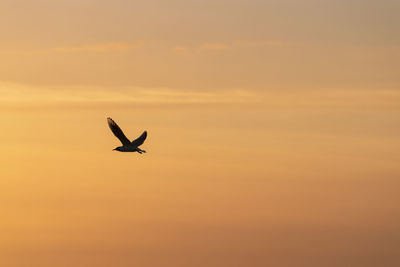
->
[112, 148, 117, 151]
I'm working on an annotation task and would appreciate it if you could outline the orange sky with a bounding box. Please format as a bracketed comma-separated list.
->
[1, 1, 400, 266]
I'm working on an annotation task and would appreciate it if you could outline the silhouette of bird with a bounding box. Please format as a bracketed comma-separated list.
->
[107, 117, 147, 153]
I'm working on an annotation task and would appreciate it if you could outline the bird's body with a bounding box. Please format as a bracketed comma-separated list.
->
[114, 145, 146, 153]
[107, 117, 147, 153]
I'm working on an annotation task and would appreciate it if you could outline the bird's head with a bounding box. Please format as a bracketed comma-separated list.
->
[113, 147, 122, 151]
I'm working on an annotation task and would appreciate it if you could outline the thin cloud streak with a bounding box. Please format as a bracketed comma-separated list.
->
[199, 43, 230, 51]
[0, 82, 258, 105]
[171, 45, 191, 54]
[53, 41, 145, 53]
[1, 82, 400, 110]
[172, 40, 293, 54]
[233, 40, 291, 47]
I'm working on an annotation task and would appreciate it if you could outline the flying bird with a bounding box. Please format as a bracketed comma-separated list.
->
[107, 117, 147, 153]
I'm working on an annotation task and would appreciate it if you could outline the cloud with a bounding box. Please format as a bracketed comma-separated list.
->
[2, 82, 400, 111]
[199, 43, 229, 51]
[233, 40, 289, 48]
[0, 82, 258, 105]
[195, 40, 290, 53]
[171, 43, 229, 55]
[171, 46, 190, 54]
[53, 41, 144, 53]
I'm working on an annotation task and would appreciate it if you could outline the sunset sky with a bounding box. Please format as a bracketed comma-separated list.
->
[1, 1, 400, 266]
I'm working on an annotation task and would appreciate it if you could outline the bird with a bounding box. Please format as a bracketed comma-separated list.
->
[107, 117, 147, 153]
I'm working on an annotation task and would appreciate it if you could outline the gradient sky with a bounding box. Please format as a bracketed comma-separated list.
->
[1, 1, 400, 266]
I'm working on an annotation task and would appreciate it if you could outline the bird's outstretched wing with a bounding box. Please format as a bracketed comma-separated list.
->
[107, 118, 131, 145]
[131, 131, 147, 147]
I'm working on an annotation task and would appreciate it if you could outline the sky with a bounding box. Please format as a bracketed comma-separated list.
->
[1, 1, 400, 266]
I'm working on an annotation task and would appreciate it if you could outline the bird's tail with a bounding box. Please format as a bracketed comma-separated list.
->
[138, 148, 146, 154]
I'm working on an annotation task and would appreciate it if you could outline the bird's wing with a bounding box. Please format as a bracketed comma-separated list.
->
[107, 118, 131, 145]
[131, 131, 147, 147]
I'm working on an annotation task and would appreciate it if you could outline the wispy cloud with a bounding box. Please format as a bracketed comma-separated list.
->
[53, 41, 144, 53]
[0, 82, 258, 105]
[233, 40, 289, 48]
[173, 40, 291, 54]
[199, 43, 229, 51]
[171, 45, 191, 54]
[2, 82, 400, 111]
[200, 40, 291, 51]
